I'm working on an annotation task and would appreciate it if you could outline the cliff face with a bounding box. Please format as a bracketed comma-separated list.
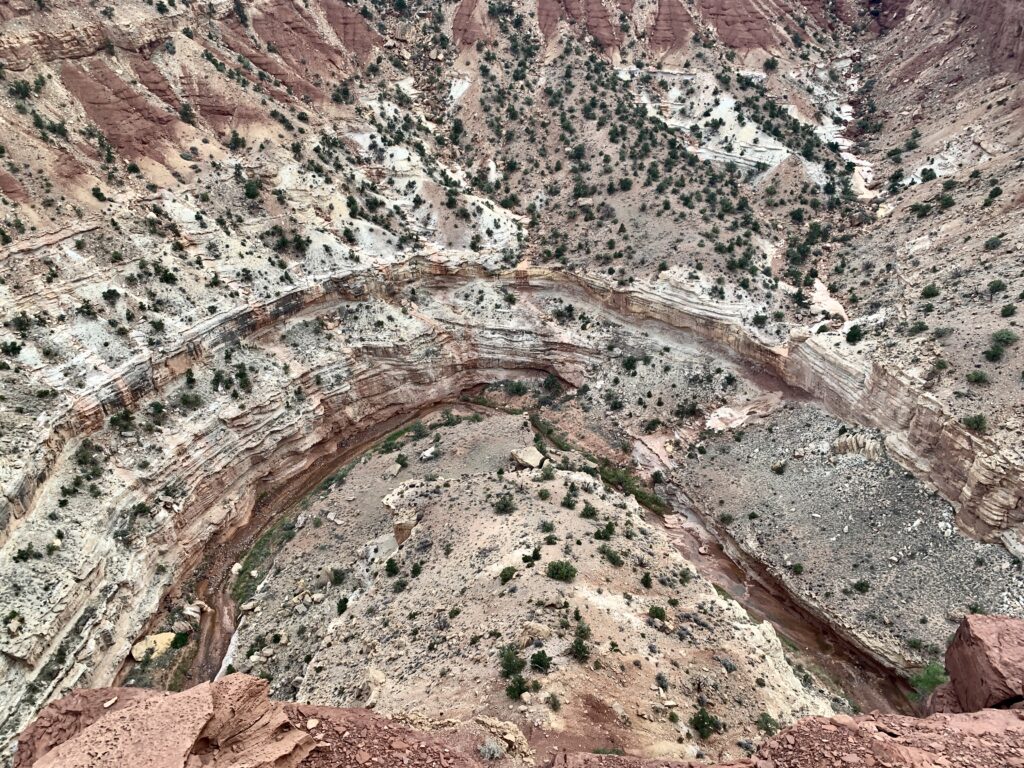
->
[1, 0, 1023, 758]
[3, 257, 1023, 751]
[0, 263, 595, 747]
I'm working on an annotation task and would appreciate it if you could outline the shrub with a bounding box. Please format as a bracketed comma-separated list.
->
[493, 493, 516, 515]
[983, 237, 1002, 251]
[499, 644, 525, 677]
[503, 380, 527, 396]
[530, 650, 552, 672]
[966, 370, 990, 385]
[648, 605, 667, 621]
[336, 597, 348, 615]
[479, 739, 505, 760]
[505, 675, 528, 699]
[385, 558, 399, 576]
[569, 636, 590, 662]
[1002, 304, 1017, 318]
[598, 544, 624, 567]
[846, 325, 864, 345]
[910, 662, 948, 699]
[852, 579, 871, 594]
[756, 712, 779, 735]
[920, 283, 939, 299]
[170, 631, 190, 649]
[962, 414, 987, 433]
[109, 410, 134, 430]
[689, 707, 722, 740]
[982, 346, 1004, 363]
[546, 560, 577, 582]
[991, 329, 1019, 347]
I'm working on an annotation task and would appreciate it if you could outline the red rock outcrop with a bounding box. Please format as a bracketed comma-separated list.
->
[60, 60, 177, 160]
[249, 0, 345, 95]
[536, 0, 620, 50]
[452, 0, 491, 46]
[943, 614, 1024, 712]
[16, 675, 313, 768]
[21, 680, 1024, 768]
[692, 0, 827, 51]
[127, 51, 182, 111]
[648, 0, 695, 53]
[322, 0, 381, 61]
[0, 170, 29, 204]
[12, 687, 156, 768]
[16, 674, 486, 768]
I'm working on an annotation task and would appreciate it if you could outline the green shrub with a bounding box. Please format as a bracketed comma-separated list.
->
[756, 712, 779, 735]
[689, 707, 722, 740]
[546, 560, 577, 582]
[598, 544, 623, 567]
[170, 631, 190, 649]
[962, 414, 987, 433]
[569, 636, 590, 662]
[910, 662, 948, 699]
[499, 566, 516, 585]
[530, 650, 552, 672]
[493, 493, 516, 515]
[920, 283, 940, 299]
[505, 674, 528, 699]
[992, 329, 1019, 347]
[648, 605, 667, 621]
[499, 645, 526, 678]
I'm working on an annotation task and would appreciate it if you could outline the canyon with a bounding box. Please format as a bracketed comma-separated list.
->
[1, 0, 1023, 765]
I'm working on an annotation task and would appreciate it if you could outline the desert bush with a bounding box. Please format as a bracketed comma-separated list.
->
[546, 560, 577, 582]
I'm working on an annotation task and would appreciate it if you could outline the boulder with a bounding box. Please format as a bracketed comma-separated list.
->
[945, 614, 1024, 712]
[511, 445, 545, 469]
[129, 632, 177, 662]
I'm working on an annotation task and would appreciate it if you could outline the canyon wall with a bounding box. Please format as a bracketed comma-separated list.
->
[4, 255, 1024, 750]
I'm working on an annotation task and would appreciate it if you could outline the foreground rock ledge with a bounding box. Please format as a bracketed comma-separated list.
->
[14, 673, 1024, 768]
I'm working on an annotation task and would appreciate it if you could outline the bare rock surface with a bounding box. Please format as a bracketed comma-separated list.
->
[943, 614, 1024, 712]
[17, 674, 312, 768]
[17, 670, 1024, 767]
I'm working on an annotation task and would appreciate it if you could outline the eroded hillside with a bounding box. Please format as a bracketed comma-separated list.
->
[1, 0, 1022, 764]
